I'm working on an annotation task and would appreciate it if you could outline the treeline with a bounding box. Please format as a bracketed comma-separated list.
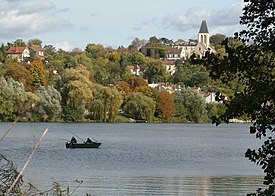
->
[0, 36, 243, 122]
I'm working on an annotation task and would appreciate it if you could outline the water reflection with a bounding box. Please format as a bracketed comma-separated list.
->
[71, 175, 263, 196]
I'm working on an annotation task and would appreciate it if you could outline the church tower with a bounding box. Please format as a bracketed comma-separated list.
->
[198, 20, 210, 48]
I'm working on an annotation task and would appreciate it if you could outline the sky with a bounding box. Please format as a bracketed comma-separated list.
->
[0, 0, 245, 51]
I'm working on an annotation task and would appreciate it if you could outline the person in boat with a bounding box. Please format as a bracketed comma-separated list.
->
[85, 138, 93, 144]
[70, 137, 77, 144]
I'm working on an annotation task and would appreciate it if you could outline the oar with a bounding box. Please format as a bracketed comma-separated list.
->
[65, 129, 85, 143]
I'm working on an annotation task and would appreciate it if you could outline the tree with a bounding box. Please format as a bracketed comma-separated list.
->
[114, 81, 132, 99]
[127, 76, 148, 90]
[27, 39, 42, 47]
[26, 60, 46, 88]
[12, 39, 26, 47]
[0, 77, 39, 121]
[0, 43, 7, 63]
[123, 92, 156, 122]
[57, 65, 94, 122]
[239, 0, 275, 51]
[85, 43, 107, 59]
[156, 91, 176, 120]
[198, 0, 275, 195]
[210, 34, 226, 47]
[143, 58, 168, 83]
[171, 60, 210, 87]
[128, 37, 147, 51]
[88, 85, 123, 122]
[174, 87, 205, 122]
[35, 86, 62, 121]
[43, 45, 57, 58]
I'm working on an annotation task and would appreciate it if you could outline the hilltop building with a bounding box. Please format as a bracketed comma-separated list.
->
[162, 20, 215, 75]
[130, 20, 215, 76]
[171, 20, 215, 60]
[7, 45, 45, 63]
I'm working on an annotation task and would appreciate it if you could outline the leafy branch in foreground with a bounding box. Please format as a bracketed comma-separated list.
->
[196, 0, 275, 195]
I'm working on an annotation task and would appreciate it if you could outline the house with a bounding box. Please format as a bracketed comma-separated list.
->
[7, 46, 30, 62]
[7, 45, 45, 63]
[166, 47, 185, 60]
[30, 45, 45, 61]
[162, 60, 176, 75]
[149, 83, 182, 94]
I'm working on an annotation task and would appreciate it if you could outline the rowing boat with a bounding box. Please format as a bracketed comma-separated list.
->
[65, 142, 101, 148]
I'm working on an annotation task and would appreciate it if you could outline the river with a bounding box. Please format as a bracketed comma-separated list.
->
[0, 123, 265, 195]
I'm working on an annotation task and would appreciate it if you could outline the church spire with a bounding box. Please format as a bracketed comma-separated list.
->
[198, 20, 210, 47]
[199, 20, 209, 33]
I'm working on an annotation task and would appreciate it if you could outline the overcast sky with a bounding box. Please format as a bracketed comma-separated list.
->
[0, 0, 245, 50]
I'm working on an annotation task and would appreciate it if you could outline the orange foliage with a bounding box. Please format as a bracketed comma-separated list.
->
[157, 91, 175, 119]
[127, 76, 148, 90]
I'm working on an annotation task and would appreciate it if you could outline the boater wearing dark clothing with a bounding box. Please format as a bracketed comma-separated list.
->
[71, 137, 77, 144]
[86, 138, 92, 143]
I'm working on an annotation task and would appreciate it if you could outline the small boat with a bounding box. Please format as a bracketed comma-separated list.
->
[66, 142, 101, 148]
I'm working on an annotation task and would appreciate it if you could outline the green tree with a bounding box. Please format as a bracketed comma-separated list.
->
[0, 43, 7, 63]
[174, 87, 205, 122]
[88, 85, 123, 122]
[12, 39, 26, 47]
[172, 60, 210, 87]
[57, 65, 94, 122]
[0, 77, 39, 121]
[85, 43, 107, 59]
[143, 58, 168, 83]
[35, 86, 62, 121]
[210, 34, 226, 48]
[123, 92, 156, 122]
[199, 0, 275, 195]
[27, 38, 43, 47]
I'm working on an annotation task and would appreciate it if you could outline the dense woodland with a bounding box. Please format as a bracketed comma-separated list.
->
[0, 34, 245, 123]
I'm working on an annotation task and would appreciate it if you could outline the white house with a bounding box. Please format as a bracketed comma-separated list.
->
[7, 46, 30, 62]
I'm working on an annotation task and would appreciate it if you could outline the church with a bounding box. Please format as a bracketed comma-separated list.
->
[162, 20, 215, 75]
[167, 20, 215, 60]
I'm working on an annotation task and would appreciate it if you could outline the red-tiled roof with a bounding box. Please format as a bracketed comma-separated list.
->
[30, 45, 44, 52]
[7, 46, 28, 54]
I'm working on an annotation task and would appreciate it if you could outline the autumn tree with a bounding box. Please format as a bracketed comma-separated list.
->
[114, 81, 132, 99]
[198, 0, 275, 195]
[26, 60, 46, 88]
[4, 64, 34, 92]
[156, 91, 176, 120]
[127, 75, 148, 91]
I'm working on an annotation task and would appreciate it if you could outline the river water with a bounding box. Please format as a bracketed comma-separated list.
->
[0, 123, 265, 195]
